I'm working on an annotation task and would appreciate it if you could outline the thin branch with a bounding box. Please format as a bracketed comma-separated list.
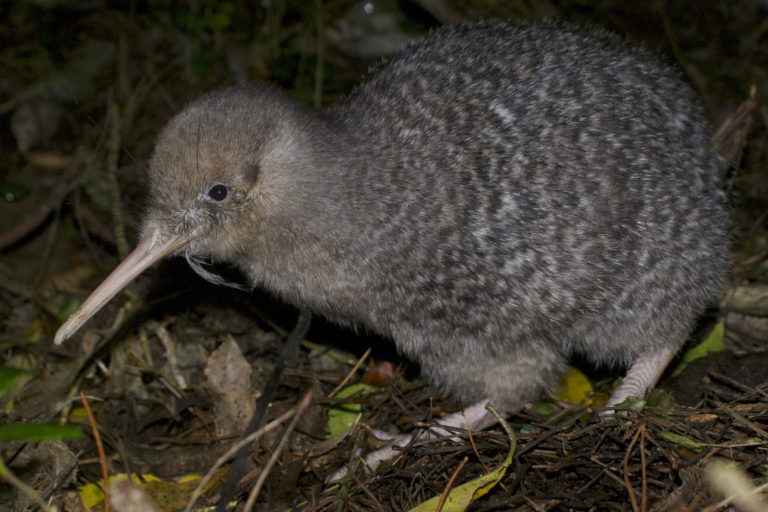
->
[81, 391, 110, 512]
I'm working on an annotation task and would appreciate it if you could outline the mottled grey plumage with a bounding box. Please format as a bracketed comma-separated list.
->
[144, 20, 730, 410]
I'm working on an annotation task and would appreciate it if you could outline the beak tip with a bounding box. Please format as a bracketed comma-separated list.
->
[53, 325, 70, 345]
[50, 231, 186, 347]
[54, 314, 81, 345]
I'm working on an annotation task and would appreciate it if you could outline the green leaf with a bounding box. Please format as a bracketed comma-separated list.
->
[327, 383, 378, 437]
[659, 432, 702, 451]
[58, 299, 80, 322]
[0, 181, 29, 202]
[0, 423, 82, 442]
[530, 401, 556, 415]
[671, 321, 725, 377]
[0, 367, 30, 395]
[612, 396, 646, 413]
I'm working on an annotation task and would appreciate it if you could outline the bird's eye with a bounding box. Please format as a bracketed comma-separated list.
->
[206, 183, 228, 202]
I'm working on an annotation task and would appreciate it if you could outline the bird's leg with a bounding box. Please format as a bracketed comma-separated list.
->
[605, 342, 681, 410]
[371, 399, 501, 440]
[329, 343, 681, 480]
[328, 399, 501, 481]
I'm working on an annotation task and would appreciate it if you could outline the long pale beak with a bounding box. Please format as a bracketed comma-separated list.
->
[54, 228, 188, 345]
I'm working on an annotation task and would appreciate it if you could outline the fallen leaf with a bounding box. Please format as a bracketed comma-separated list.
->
[671, 321, 725, 377]
[407, 404, 516, 512]
[554, 366, 593, 406]
[327, 383, 378, 437]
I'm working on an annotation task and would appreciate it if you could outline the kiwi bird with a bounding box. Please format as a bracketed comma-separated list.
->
[55, 20, 730, 470]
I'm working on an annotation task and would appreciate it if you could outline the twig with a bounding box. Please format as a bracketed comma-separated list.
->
[623, 419, 647, 512]
[104, 97, 129, 259]
[81, 391, 110, 512]
[711, 85, 757, 169]
[183, 404, 303, 512]
[721, 406, 768, 440]
[465, 410, 489, 473]
[75, 197, 117, 245]
[414, 0, 463, 25]
[121, 72, 159, 139]
[0, 454, 52, 512]
[710, 370, 768, 401]
[436, 456, 469, 512]
[458, 404, 491, 474]
[655, 0, 715, 115]
[72, 191, 103, 269]
[516, 410, 585, 457]
[0, 148, 83, 250]
[351, 472, 387, 512]
[34, 199, 61, 280]
[215, 309, 311, 512]
[327, 347, 371, 398]
[590, 455, 630, 488]
[243, 391, 314, 512]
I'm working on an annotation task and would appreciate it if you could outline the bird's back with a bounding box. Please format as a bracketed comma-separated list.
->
[324, 20, 730, 367]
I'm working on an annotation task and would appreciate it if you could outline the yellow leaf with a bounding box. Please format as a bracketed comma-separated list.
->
[554, 366, 593, 406]
[79, 469, 227, 510]
[68, 406, 87, 424]
[407, 404, 516, 512]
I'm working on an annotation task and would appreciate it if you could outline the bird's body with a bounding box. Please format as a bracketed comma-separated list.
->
[58, 21, 730, 418]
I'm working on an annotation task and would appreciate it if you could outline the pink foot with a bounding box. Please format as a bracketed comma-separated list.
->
[604, 343, 681, 412]
[328, 400, 500, 481]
